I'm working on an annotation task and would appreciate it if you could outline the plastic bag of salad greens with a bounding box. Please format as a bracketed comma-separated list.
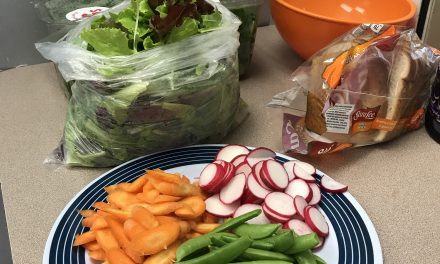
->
[36, 0, 244, 167]
[220, 0, 263, 77]
[35, 0, 122, 32]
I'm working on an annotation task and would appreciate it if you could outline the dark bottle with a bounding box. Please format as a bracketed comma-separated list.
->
[425, 66, 440, 144]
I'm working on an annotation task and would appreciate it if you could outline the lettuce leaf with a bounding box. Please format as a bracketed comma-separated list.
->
[199, 10, 222, 32]
[166, 18, 199, 43]
[80, 28, 133, 56]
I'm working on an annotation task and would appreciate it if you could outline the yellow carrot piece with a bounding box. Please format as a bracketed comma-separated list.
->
[192, 223, 220, 234]
[143, 240, 181, 264]
[73, 231, 96, 246]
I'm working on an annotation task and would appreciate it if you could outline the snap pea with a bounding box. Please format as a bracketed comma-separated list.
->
[212, 209, 262, 233]
[284, 233, 320, 255]
[258, 229, 295, 252]
[313, 254, 327, 264]
[229, 261, 293, 264]
[175, 236, 253, 264]
[234, 223, 281, 240]
[176, 232, 231, 261]
[222, 236, 274, 250]
[240, 247, 294, 262]
[294, 250, 318, 264]
[211, 235, 228, 247]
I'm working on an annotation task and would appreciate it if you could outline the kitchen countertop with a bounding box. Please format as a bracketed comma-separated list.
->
[1, 25, 439, 264]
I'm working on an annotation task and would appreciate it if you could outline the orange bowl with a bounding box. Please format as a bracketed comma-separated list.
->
[271, 0, 416, 59]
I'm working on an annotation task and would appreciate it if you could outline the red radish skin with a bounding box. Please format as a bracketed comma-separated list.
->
[241, 188, 263, 204]
[293, 165, 316, 183]
[293, 195, 308, 220]
[293, 161, 316, 175]
[261, 160, 289, 190]
[235, 162, 252, 177]
[231, 154, 247, 167]
[283, 161, 296, 182]
[308, 183, 322, 206]
[216, 144, 250, 162]
[262, 204, 290, 223]
[246, 147, 276, 167]
[285, 179, 312, 202]
[220, 173, 246, 205]
[304, 206, 329, 237]
[247, 173, 271, 199]
[286, 219, 313, 235]
[252, 161, 272, 190]
[320, 175, 348, 193]
[264, 192, 296, 218]
[219, 162, 236, 188]
[199, 163, 225, 193]
[205, 194, 240, 217]
[314, 237, 325, 249]
[234, 204, 270, 224]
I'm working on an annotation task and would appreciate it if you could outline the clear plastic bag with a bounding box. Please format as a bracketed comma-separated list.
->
[269, 24, 440, 155]
[36, 0, 244, 167]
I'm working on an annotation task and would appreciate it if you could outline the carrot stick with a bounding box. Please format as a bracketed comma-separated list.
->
[88, 249, 106, 261]
[119, 175, 148, 193]
[192, 223, 220, 234]
[93, 201, 111, 210]
[181, 176, 191, 184]
[155, 215, 179, 225]
[130, 222, 180, 255]
[202, 212, 219, 223]
[179, 196, 205, 218]
[144, 189, 160, 203]
[79, 210, 96, 218]
[178, 221, 191, 238]
[143, 181, 154, 195]
[108, 191, 141, 209]
[95, 229, 119, 252]
[104, 184, 119, 194]
[82, 215, 98, 228]
[147, 170, 183, 185]
[185, 232, 202, 239]
[107, 248, 136, 264]
[146, 202, 183, 215]
[143, 240, 181, 264]
[83, 241, 101, 251]
[99, 207, 130, 221]
[174, 205, 196, 219]
[73, 231, 96, 246]
[91, 217, 108, 230]
[154, 194, 182, 203]
[131, 206, 159, 229]
[123, 219, 147, 241]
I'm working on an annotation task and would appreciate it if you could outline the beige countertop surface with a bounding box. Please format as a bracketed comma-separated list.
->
[1, 25, 439, 264]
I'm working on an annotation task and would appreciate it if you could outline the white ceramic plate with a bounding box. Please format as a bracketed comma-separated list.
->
[43, 145, 383, 264]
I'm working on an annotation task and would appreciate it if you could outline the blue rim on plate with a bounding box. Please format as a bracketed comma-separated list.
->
[43, 145, 383, 264]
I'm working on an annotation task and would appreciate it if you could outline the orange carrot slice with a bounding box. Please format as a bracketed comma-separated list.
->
[106, 217, 143, 263]
[149, 178, 199, 197]
[130, 221, 180, 255]
[192, 223, 220, 234]
[174, 205, 196, 219]
[178, 221, 191, 238]
[108, 190, 141, 209]
[185, 232, 202, 239]
[73, 231, 96, 246]
[147, 170, 183, 185]
[95, 229, 119, 252]
[143, 240, 181, 264]
[179, 196, 205, 218]
[107, 248, 136, 264]
[123, 219, 147, 241]
[104, 184, 119, 194]
[202, 212, 219, 223]
[88, 249, 106, 261]
[155, 215, 179, 225]
[82, 215, 98, 228]
[79, 210, 96, 218]
[146, 202, 183, 215]
[131, 206, 159, 229]
[154, 194, 182, 203]
[91, 217, 108, 230]
[119, 176, 148, 193]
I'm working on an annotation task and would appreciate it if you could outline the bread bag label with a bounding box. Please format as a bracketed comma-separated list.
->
[324, 104, 355, 134]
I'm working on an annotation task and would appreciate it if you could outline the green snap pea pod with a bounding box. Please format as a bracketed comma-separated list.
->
[222, 235, 274, 250]
[176, 232, 232, 261]
[284, 233, 320, 255]
[294, 250, 318, 264]
[234, 223, 281, 240]
[240, 247, 294, 262]
[175, 236, 253, 264]
[258, 230, 295, 252]
[212, 209, 262, 233]
[275, 228, 290, 235]
[211, 235, 228, 247]
[229, 261, 293, 264]
[313, 254, 327, 264]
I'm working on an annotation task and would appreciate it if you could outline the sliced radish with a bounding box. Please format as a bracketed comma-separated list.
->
[283, 161, 296, 182]
[294, 165, 316, 183]
[246, 147, 276, 167]
[219, 173, 246, 205]
[285, 179, 312, 202]
[231, 154, 247, 167]
[252, 161, 271, 190]
[304, 206, 329, 237]
[220, 162, 236, 188]
[234, 204, 270, 225]
[235, 162, 252, 177]
[285, 219, 313, 235]
[314, 237, 325, 249]
[293, 195, 308, 220]
[261, 160, 289, 190]
[308, 183, 322, 206]
[320, 175, 348, 193]
[247, 173, 271, 199]
[205, 194, 240, 217]
[199, 163, 225, 193]
[241, 188, 263, 204]
[215, 144, 250, 162]
[264, 192, 296, 218]
[293, 161, 316, 175]
[263, 203, 290, 223]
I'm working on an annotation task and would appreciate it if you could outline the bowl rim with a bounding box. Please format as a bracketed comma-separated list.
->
[272, 0, 416, 25]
